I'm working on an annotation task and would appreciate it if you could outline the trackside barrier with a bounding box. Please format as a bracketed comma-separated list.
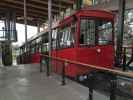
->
[40, 54, 133, 100]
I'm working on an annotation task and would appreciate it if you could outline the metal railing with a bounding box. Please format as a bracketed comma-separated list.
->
[40, 54, 133, 100]
[41, 54, 133, 78]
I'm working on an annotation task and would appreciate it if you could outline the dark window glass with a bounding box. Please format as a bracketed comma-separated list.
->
[31, 41, 36, 54]
[42, 43, 49, 53]
[41, 33, 49, 53]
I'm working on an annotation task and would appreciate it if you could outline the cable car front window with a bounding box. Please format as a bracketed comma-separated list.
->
[80, 18, 113, 46]
[98, 21, 113, 45]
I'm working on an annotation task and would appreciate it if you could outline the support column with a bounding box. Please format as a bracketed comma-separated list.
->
[24, 0, 27, 48]
[115, 0, 125, 66]
[37, 23, 40, 33]
[37, 19, 41, 33]
[48, 0, 52, 76]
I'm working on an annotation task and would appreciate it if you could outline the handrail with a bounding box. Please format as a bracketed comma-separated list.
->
[123, 45, 133, 49]
[40, 54, 133, 78]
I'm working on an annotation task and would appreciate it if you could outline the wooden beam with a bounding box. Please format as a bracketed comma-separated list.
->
[17, 20, 39, 26]
[30, 0, 66, 9]
[0, 2, 50, 17]
[0, 7, 48, 25]
[54, 0, 74, 4]
[16, 12, 46, 20]
[4, 0, 59, 13]
[0, 4, 46, 26]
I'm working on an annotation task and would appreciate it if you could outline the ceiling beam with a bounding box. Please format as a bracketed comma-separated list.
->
[0, 0, 74, 26]
[0, 9, 46, 25]
[30, 0, 66, 9]
[0, 2, 52, 17]
[4, 0, 59, 13]
[6, 10, 46, 20]
[17, 20, 39, 26]
[16, 12, 46, 20]
[54, 0, 74, 4]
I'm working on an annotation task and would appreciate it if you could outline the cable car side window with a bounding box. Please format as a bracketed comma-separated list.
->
[71, 23, 76, 46]
[31, 41, 35, 54]
[41, 33, 49, 54]
[59, 27, 70, 48]
[52, 29, 57, 49]
[59, 22, 75, 49]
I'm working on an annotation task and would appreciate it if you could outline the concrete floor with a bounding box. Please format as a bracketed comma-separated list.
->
[0, 64, 108, 100]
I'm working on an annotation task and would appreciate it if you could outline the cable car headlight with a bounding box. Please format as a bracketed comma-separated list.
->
[97, 48, 101, 53]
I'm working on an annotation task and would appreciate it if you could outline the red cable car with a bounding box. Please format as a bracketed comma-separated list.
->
[52, 9, 115, 78]
[17, 9, 115, 79]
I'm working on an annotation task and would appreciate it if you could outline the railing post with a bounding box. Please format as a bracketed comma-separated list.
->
[46, 57, 50, 76]
[48, 0, 52, 76]
[110, 79, 117, 100]
[87, 73, 95, 100]
[40, 54, 43, 72]
[62, 62, 66, 85]
[122, 48, 126, 71]
[89, 87, 93, 100]
[88, 74, 94, 100]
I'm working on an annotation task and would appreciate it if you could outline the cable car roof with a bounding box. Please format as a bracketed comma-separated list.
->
[59, 9, 115, 27]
